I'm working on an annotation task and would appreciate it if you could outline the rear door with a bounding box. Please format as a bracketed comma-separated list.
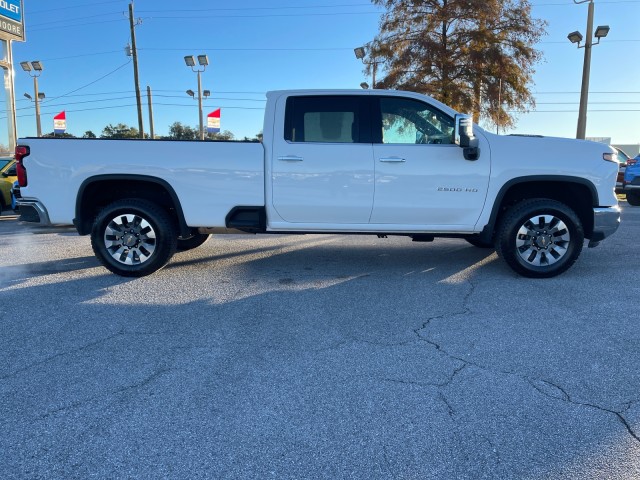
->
[270, 95, 374, 224]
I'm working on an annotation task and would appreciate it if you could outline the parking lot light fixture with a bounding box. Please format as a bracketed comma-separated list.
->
[20, 60, 45, 137]
[594, 25, 610, 39]
[567, 31, 583, 44]
[354, 45, 379, 88]
[184, 54, 210, 140]
[569, 0, 609, 140]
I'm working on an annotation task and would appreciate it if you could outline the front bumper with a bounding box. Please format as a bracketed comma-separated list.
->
[588, 205, 621, 247]
[15, 199, 52, 226]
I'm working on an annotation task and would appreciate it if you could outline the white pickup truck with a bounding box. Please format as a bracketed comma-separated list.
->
[15, 89, 620, 278]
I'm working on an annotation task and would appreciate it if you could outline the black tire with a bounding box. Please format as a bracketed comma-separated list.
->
[91, 199, 177, 277]
[626, 191, 640, 206]
[495, 199, 584, 278]
[177, 233, 211, 251]
[465, 236, 494, 249]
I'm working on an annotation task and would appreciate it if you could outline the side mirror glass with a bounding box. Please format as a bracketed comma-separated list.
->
[454, 114, 480, 161]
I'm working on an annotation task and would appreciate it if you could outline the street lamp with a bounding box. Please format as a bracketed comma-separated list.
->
[568, 0, 609, 139]
[20, 60, 44, 137]
[184, 54, 209, 140]
[354, 46, 380, 89]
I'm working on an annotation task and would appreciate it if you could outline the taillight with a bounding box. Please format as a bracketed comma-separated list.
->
[15, 145, 30, 187]
[628, 158, 638, 166]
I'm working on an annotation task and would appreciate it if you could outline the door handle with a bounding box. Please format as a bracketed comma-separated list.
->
[379, 157, 406, 163]
[278, 155, 304, 162]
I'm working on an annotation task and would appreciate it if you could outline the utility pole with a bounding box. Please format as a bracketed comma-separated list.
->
[147, 86, 155, 139]
[129, 2, 144, 138]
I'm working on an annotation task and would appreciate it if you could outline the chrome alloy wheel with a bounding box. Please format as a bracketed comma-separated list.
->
[104, 214, 157, 265]
[516, 214, 570, 267]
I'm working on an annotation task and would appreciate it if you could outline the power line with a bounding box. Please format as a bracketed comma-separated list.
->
[29, 12, 124, 28]
[48, 61, 132, 103]
[29, 19, 127, 32]
[138, 47, 353, 52]
[39, 51, 124, 62]
[508, 109, 640, 113]
[27, 1, 125, 15]
[137, 3, 376, 13]
[4, 102, 265, 120]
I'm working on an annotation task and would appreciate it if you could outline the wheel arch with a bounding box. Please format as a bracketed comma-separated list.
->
[479, 176, 599, 243]
[74, 174, 190, 237]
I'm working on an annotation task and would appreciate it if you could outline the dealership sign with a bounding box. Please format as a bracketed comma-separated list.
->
[54, 111, 66, 134]
[0, 0, 24, 41]
[207, 109, 221, 133]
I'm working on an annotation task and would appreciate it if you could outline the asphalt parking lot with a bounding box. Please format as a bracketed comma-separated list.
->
[1, 203, 639, 479]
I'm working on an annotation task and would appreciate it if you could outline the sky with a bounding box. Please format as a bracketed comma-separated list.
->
[2, 0, 639, 146]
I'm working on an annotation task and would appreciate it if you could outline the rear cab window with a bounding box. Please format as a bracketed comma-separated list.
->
[284, 96, 371, 144]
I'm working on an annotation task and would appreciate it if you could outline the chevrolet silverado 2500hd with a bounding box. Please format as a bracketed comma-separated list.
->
[15, 89, 620, 278]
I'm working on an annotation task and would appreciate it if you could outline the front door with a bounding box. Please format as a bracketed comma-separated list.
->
[369, 96, 490, 228]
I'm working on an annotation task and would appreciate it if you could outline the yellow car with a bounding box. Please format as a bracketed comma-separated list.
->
[1, 159, 17, 212]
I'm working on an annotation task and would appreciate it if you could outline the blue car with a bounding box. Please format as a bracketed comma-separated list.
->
[624, 155, 640, 206]
[10, 180, 19, 211]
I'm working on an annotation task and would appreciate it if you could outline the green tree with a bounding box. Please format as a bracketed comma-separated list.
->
[367, 0, 546, 129]
[101, 123, 140, 139]
[43, 132, 76, 138]
[207, 130, 235, 141]
[167, 121, 199, 140]
[82, 130, 97, 139]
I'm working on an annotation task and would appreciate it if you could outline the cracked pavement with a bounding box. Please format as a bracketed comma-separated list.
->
[1, 203, 639, 479]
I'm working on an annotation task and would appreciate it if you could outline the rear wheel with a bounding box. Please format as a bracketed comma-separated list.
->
[177, 233, 211, 251]
[496, 199, 584, 278]
[626, 191, 640, 206]
[91, 199, 177, 277]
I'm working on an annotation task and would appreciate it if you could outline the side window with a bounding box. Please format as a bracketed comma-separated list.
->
[285, 96, 367, 144]
[379, 97, 454, 145]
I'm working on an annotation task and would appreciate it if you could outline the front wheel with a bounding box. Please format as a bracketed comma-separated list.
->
[496, 199, 584, 278]
[626, 191, 640, 206]
[91, 199, 177, 277]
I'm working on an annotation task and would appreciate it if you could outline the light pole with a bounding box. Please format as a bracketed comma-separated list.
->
[354, 46, 379, 89]
[568, 0, 609, 139]
[184, 55, 209, 140]
[19, 61, 44, 137]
